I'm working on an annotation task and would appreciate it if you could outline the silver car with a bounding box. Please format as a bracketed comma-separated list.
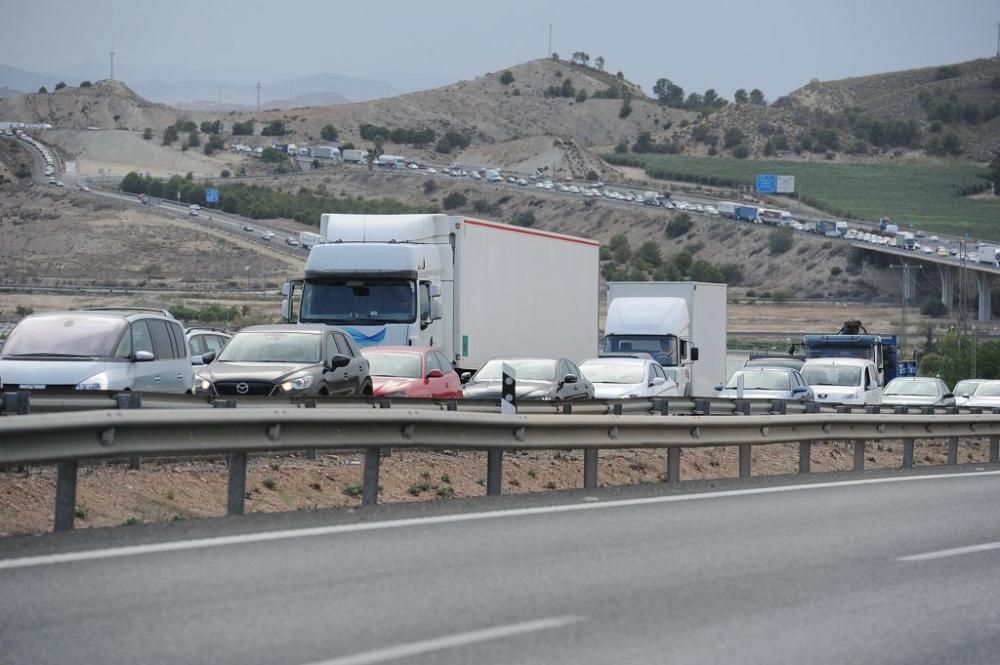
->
[880, 377, 954, 408]
[952, 379, 987, 407]
[579, 356, 677, 399]
[965, 380, 1000, 409]
[716, 367, 813, 401]
[0, 308, 194, 393]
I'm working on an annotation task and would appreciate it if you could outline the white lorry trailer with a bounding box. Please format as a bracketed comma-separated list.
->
[976, 245, 1000, 266]
[282, 214, 600, 370]
[299, 231, 323, 249]
[341, 149, 369, 163]
[604, 281, 727, 396]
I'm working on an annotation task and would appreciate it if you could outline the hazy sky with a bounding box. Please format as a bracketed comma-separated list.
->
[2, 0, 998, 96]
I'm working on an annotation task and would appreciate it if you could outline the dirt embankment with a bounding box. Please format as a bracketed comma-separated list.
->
[0, 440, 987, 536]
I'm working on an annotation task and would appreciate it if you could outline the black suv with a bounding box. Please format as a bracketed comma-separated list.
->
[196, 324, 372, 397]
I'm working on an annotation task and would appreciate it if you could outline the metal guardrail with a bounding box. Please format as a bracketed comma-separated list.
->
[2, 404, 1000, 533]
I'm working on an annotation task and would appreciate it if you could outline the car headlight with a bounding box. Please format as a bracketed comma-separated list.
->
[280, 374, 314, 392]
[76, 372, 109, 391]
[196, 378, 213, 392]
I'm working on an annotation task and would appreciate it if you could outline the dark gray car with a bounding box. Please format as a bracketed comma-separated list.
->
[462, 357, 595, 401]
[196, 324, 372, 397]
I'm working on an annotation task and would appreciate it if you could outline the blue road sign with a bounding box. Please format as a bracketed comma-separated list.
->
[205, 187, 219, 204]
[755, 174, 777, 194]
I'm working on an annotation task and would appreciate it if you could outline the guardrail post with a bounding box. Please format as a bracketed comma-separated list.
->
[853, 440, 865, 472]
[226, 452, 247, 516]
[990, 435, 1000, 464]
[362, 447, 380, 506]
[804, 401, 820, 414]
[903, 438, 915, 469]
[487, 449, 503, 496]
[667, 447, 681, 483]
[798, 442, 811, 474]
[2, 389, 31, 415]
[613, 403, 623, 416]
[836, 405, 852, 414]
[116, 393, 143, 470]
[655, 398, 669, 416]
[305, 400, 318, 460]
[693, 399, 711, 416]
[734, 399, 750, 416]
[894, 405, 909, 415]
[739, 445, 751, 479]
[769, 399, 786, 415]
[865, 405, 880, 415]
[583, 449, 598, 489]
[53, 460, 78, 532]
[947, 436, 959, 465]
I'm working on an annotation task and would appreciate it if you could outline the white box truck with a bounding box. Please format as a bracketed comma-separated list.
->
[299, 231, 323, 249]
[604, 282, 727, 396]
[283, 214, 599, 371]
[977, 245, 999, 265]
[311, 146, 340, 160]
[342, 149, 369, 163]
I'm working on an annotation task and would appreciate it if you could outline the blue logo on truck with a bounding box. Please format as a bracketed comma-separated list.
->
[343, 327, 386, 346]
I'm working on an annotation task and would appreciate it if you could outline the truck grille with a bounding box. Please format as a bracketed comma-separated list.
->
[214, 381, 275, 396]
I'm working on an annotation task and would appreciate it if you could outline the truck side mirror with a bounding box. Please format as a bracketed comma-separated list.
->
[430, 301, 442, 321]
[280, 282, 291, 297]
[281, 299, 292, 323]
[429, 284, 442, 299]
[690, 347, 699, 361]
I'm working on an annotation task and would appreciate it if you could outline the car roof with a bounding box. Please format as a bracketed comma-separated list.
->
[887, 376, 938, 382]
[802, 358, 871, 367]
[734, 366, 793, 373]
[236, 324, 331, 334]
[24, 309, 173, 322]
[581, 357, 648, 365]
[362, 346, 434, 354]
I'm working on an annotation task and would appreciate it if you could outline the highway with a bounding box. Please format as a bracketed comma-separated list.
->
[2, 469, 999, 664]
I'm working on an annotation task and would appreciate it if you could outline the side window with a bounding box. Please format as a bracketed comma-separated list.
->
[419, 282, 431, 321]
[131, 320, 154, 356]
[205, 335, 227, 354]
[435, 352, 454, 374]
[148, 320, 177, 359]
[188, 335, 206, 356]
[652, 364, 666, 381]
[426, 353, 442, 374]
[333, 333, 353, 357]
[114, 326, 132, 359]
[167, 323, 185, 358]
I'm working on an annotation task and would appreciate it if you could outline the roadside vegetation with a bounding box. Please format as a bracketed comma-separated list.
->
[120, 172, 429, 224]
[604, 153, 1000, 238]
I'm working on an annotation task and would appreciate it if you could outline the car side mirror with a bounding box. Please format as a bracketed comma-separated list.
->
[690, 347, 699, 361]
[134, 350, 154, 362]
[792, 385, 808, 394]
[650, 376, 666, 387]
[427, 368, 444, 379]
[329, 354, 350, 369]
[943, 393, 954, 399]
[200, 351, 216, 365]
[714, 384, 723, 392]
[562, 373, 578, 384]
[460, 371, 472, 383]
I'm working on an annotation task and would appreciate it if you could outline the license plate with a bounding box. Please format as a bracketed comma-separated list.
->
[18, 384, 46, 390]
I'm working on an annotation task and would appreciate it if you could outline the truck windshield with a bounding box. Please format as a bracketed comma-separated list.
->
[300, 279, 416, 324]
[604, 335, 678, 366]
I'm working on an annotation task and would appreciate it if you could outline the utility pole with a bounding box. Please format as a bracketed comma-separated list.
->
[890, 261, 922, 357]
[548, 23, 553, 58]
[109, 51, 115, 80]
[996, 22, 999, 58]
[255, 82, 262, 112]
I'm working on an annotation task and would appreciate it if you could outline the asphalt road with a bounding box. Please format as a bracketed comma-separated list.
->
[2, 469, 999, 665]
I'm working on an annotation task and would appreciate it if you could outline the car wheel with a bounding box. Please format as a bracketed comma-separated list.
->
[362, 380, 373, 397]
[317, 386, 329, 396]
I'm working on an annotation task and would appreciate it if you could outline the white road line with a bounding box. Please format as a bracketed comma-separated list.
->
[299, 616, 584, 665]
[2, 470, 999, 571]
[897, 541, 1000, 562]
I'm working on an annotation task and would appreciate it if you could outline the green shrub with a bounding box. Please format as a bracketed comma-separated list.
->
[665, 213, 692, 238]
[768, 227, 794, 255]
[442, 192, 467, 210]
[920, 298, 948, 317]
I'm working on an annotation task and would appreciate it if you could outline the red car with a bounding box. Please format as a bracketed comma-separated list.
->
[362, 346, 463, 399]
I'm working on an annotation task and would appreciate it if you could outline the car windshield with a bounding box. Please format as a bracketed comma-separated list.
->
[884, 380, 939, 396]
[802, 365, 862, 387]
[217, 332, 321, 363]
[364, 351, 422, 378]
[474, 359, 556, 381]
[725, 370, 790, 391]
[1, 314, 125, 357]
[580, 362, 645, 384]
[954, 380, 983, 397]
[300, 279, 416, 324]
[604, 335, 678, 366]
[972, 382, 1000, 397]
[745, 357, 804, 370]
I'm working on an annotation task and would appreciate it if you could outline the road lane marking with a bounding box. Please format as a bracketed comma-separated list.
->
[2, 470, 999, 571]
[897, 541, 1000, 562]
[299, 616, 584, 665]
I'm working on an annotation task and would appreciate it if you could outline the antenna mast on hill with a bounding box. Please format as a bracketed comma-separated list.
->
[109, 51, 115, 80]
[255, 82, 262, 112]
[548, 23, 553, 57]
[996, 22, 999, 58]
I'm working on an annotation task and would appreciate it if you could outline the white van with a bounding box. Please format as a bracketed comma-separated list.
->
[189, 204, 201, 216]
[801, 357, 882, 405]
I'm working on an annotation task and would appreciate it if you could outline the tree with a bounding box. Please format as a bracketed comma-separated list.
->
[512, 211, 536, 227]
[607, 234, 631, 263]
[594, 56, 605, 71]
[38, 86, 48, 94]
[200, 120, 221, 134]
[733, 144, 750, 159]
[942, 131, 963, 155]
[560, 77, 575, 97]
[749, 88, 766, 105]
[442, 192, 467, 210]
[162, 125, 179, 146]
[684, 92, 703, 109]
[231, 120, 255, 135]
[723, 127, 745, 148]
[54, 81, 66, 90]
[619, 97, 632, 118]
[260, 147, 288, 163]
[734, 88, 748, 104]
[637, 241, 663, 267]
[188, 130, 201, 147]
[632, 131, 655, 153]
[653, 78, 684, 107]
[665, 213, 692, 238]
[571, 51, 590, 66]
[80, 80, 92, 88]
[220, 169, 231, 178]
[499, 70, 514, 85]
[550, 52, 559, 60]
[575, 89, 587, 103]
[261, 120, 288, 136]
[142, 127, 153, 140]
[768, 227, 794, 255]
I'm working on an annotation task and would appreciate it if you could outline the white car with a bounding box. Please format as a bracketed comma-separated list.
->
[426, 168, 438, 174]
[716, 367, 814, 401]
[801, 357, 882, 405]
[952, 379, 987, 407]
[964, 380, 1000, 409]
[578, 356, 677, 399]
